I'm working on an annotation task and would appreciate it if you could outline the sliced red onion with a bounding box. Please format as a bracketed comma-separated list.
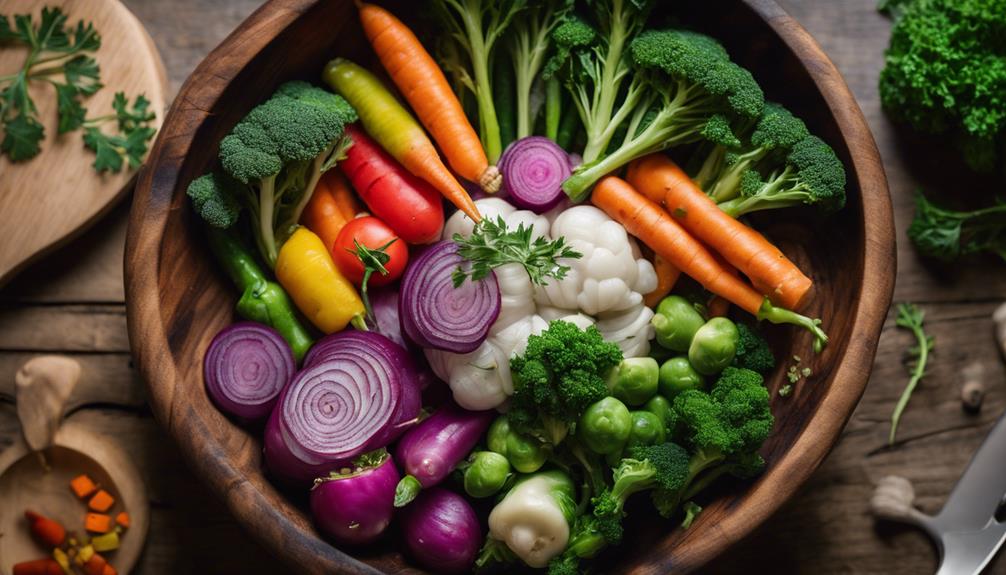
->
[279, 331, 406, 463]
[399, 241, 500, 353]
[499, 136, 571, 213]
[204, 322, 294, 422]
[367, 285, 409, 350]
[263, 404, 343, 485]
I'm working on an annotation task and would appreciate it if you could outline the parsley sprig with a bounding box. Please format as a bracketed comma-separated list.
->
[889, 302, 933, 445]
[0, 6, 156, 171]
[452, 215, 582, 287]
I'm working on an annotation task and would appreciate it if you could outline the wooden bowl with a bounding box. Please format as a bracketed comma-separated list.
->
[124, 0, 895, 572]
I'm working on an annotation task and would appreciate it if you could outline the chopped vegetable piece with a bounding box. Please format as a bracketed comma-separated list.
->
[114, 511, 130, 528]
[88, 490, 115, 513]
[82, 553, 116, 575]
[52, 549, 71, 575]
[25, 510, 66, 548]
[12, 559, 63, 575]
[90, 531, 120, 553]
[84, 513, 112, 534]
[70, 474, 98, 499]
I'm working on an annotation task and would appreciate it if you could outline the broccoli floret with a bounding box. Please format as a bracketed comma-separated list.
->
[509, 320, 623, 444]
[186, 172, 241, 229]
[680, 501, 703, 529]
[717, 135, 846, 218]
[562, 28, 765, 201]
[647, 368, 773, 519]
[214, 81, 356, 266]
[732, 323, 775, 375]
[591, 443, 690, 544]
[879, 0, 1006, 172]
[692, 102, 809, 202]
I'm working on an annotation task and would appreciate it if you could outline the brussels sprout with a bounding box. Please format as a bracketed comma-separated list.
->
[487, 416, 549, 473]
[658, 357, 705, 398]
[625, 411, 666, 449]
[607, 357, 660, 406]
[651, 295, 706, 352]
[463, 451, 512, 498]
[578, 397, 632, 455]
[643, 395, 675, 430]
[688, 317, 739, 375]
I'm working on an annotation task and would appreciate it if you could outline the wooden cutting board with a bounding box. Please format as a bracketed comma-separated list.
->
[0, 0, 166, 288]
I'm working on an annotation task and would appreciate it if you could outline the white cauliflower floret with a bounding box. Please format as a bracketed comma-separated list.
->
[430, 199, 658, 410]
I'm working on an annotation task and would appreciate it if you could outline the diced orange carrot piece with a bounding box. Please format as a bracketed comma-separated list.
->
[70, 475, 97, 499]
[114, 512, 129, 529]
[88, 490, 115, 513]
[84, 513, 112, 534]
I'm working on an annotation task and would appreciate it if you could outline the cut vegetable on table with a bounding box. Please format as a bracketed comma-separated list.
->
[183, 1, 850, 573]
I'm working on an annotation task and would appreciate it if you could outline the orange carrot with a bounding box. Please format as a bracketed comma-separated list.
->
[82, 554, 116, 575]
[643, 254, 680, 308]
[25, 511, 65, 548]
[301, 170, 358, 251]
[115, 512, 130, 529]
[323, 58, 481, 222]
[12, 559, 63, 575]
[592, 176, 765, 314]
[70, 474, 97, 499]
[356, 2, 499, 193]
[592, 176, 828, 350]
[84, 513, 112, 534]
[626, 154, 813, 311]
[88, 490, 115, 513]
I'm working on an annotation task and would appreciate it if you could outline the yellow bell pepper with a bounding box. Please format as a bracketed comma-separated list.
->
[276, 227, 365, 333]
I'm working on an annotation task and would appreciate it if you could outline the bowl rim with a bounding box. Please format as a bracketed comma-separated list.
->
[124, 0, 895, 572]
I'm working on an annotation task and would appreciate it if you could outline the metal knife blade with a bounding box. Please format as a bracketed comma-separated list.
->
[933, 411, 1006, 531]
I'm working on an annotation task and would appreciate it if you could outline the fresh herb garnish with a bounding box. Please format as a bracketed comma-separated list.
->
[452, 215, 581, 287]
[889, 302, 933, 445]
[0, 6, 156, 171]
[907, 192, 1006, 262]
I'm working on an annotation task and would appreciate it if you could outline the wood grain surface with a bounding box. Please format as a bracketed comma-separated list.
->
[0, 0, 1004, 573]
[0, 0, 166, 289]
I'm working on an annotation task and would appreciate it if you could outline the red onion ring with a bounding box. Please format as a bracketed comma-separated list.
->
[499, 136, 572, 213]
[203, 321, 294, 422]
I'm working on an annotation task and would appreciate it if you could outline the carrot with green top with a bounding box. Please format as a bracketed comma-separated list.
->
[627, 153, 813, 311]
[356, 1, 500, 193]
[323, 58, 481, 222]
[592, 176, 828, 351]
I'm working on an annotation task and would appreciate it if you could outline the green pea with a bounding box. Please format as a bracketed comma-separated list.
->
[643, 395, 675, 428]
[463, 451, 512, 498]
[578, 397, 632, 455]
[651, 295, 707, 352]
[505, 431, 549, 473]
[487, 416, 511, 455]
[625, 411, 666, 449]
[659, 357, 705, 398]
[607, 357, 660, 406]
[688, 317, 739, 376]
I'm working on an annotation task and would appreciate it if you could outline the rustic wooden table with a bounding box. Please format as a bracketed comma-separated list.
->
[1, 0, 1003, 573]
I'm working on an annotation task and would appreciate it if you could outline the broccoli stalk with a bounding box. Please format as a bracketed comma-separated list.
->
[431, 0, 524, 163]
[691, 103, 810, 203]
[216, 81, 357, 267]
[546, 515, 609, 575]
[507, 0, 573, 139]
[717, 135, 847, 218]
[561, 29, 765, 202]
[591, 442, 690, 544]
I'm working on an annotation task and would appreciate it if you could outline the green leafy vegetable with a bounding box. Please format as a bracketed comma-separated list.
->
[0, 6, 156, 171]
[452, 215, 582, 287]
[878, 0, 1006, 173]
[890, 303, 933, 445]
[907, 192, 1006, 261]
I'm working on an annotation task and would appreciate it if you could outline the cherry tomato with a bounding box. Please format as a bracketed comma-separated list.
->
[332, 216, 408, 287]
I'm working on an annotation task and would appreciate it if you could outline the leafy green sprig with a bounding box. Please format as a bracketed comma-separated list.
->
[889, 302, 933, 445]
[0, 6, 156, 171]
[452, 215, 582, 287]
[908, 192, 1006, 262]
